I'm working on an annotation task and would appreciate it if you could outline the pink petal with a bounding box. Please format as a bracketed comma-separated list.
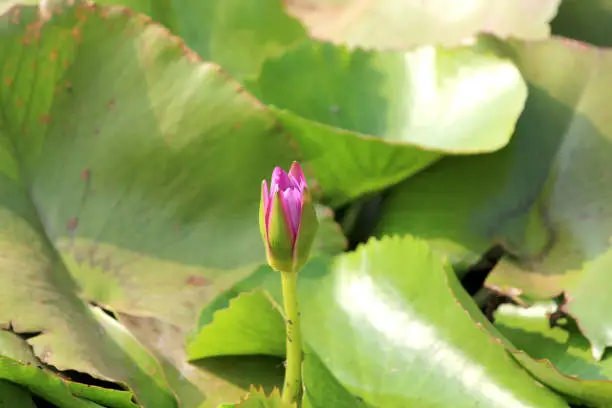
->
[262, 180, 270, 211]
[281, 187, 303, 240]
[288, 162, 307, 190]
[271, 166, 290, 191]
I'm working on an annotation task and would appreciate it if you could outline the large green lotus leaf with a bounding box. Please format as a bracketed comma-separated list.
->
[0, 2, 344, 406]
[187, 241, 568, 406]
[551, 0, 612, 47]
[293, 237, 568, 407]
[283, 0, 561, 50]
[89, 0, 307, 81]
[494, 302, 612, 407]
[376, 37, 612, 358]
[247, 39, 526, 206]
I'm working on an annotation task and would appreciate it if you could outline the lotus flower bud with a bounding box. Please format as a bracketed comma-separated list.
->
[259, 162, 318, 273]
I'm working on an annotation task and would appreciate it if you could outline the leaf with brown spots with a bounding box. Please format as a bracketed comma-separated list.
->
[92, 0, 308, 81]
[0, 2, 344, 407]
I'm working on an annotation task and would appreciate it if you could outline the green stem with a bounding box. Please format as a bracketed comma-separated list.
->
[281, 271, 302, 404]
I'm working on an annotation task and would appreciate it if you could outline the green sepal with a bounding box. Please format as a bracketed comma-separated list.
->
[266, 190, 295, 273]
[292, 188, 318, 273]
[259, 181, 267, 245]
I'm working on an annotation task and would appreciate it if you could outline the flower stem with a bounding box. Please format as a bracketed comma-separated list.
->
[280, 271, 302, 404]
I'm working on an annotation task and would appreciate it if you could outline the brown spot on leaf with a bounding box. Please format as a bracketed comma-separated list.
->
[561, 37, 589, 51]
[25, 20, 42, 44]
[39, 115, 51, 124]
[75, 8, 88, 23]
[11, 8, 20, 24]
[102, 257, 112, 271]
[93, 128, 100, 136]
[180, 44, 200, 63]
[16, 99, 23, 107]
[50, 50, 58, 61]
[81, 169, 90, 181]
[107, 99, 115, 109]
[234, 122, 242, 129]
[67, 217, 78, 231]
[72, 27, 82, 42]
[186, 276, 208, 287]
[4, 77, 12, 86]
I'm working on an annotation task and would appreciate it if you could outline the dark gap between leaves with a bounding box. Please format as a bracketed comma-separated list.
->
[5, 321, 43, 341]
[335, 193, 385, 251]
[9, 330, 43, 341]
[55, 369, 125, 391]
[459, 245, 519, 323]
[461, 244, 505, 296]
[89, 301, 118, 320]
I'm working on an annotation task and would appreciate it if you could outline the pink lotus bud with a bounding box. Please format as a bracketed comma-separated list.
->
[259, 162, 318, 273]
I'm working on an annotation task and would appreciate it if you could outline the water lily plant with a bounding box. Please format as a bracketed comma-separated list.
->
[259, 162, 318, 404]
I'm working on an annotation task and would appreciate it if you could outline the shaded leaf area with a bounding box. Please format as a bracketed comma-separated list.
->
[92, 0, 307, 81]
[0, 2, 344, 407]
[0, 330, 136, 408]
[247, 39, 526, 206]
[494, 302, 612, 407]
[551, 0, 612, 47]
[190, 238, 569, 407]
[283, 0, 561, 50]
[118, 312, 286, 408]
[376, 37, 612, 358]
[301, 351, 373, 408]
